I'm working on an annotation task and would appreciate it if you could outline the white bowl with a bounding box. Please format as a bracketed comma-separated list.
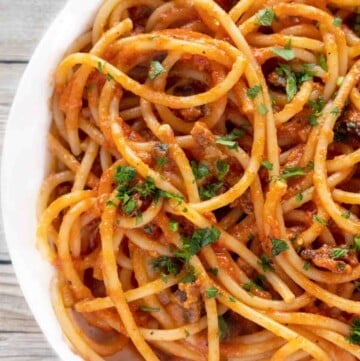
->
[1, 1, 107, 360]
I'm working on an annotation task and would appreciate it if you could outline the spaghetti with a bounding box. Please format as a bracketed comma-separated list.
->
[37, 0, 360, 359]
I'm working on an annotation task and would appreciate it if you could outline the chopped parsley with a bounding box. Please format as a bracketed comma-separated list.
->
[114, 166, 136, 185]
[308, 97, 325, 127]
[97, 61, 104, 73]
[122, 195, 137, 215]
[143, 224, 153, 234]
[216, 161, 229, 180]
[149, 61, 166, 79]
[354, 281, 360, 291]
[333, 17, 342, 27]
[199, 182, 223, 200]
[303, 261, 311, 271]
[136, 211, 143, 225]
[176, 227, 221, 264]
[208, 267, 219, 276]
[218, 316, 230, 341]
[216, 129, 244, 150]
[351, 13, 360, 37]
[157, 143, 168, 152]
[261, 160, 273, 170]
[313, 214, 328, 226]
[331, 248, 349, 259]
[295, 192, 303, 203]
[205, 287, 219, 298]
[106, 73, 114, 81]
[150, 256, 181, 276]
[319, 54, 328, 71]
[227, 296, 236, 302]
[158, 190, 184, 204]
[191, 161, 210, 180]
[150, 230, 220, 284]
[139, 306, 160, 313]
[157, 156, 168, 168]
[342, 210, 351, 219]
[271, 238, 289, 256]
[247, 85, 262, 99]
[258, 104, 268, 115]
[258, 253, 274, 272]
[106, 200, 117, 207]
[282, 166, 306, 179]
[354, 235, 360, 252]
[331, 107, 341, 115]
[243, 275, 266, 293]
[309, 96, 325, 114]
[181, 267, 197, 283]
[257, 8, 276, 26]
[271, 40, 295, 61]
[308, 114, 319, 126]
[275, 64, 315, 101]
[306, 161, 314, 170]
[275, 64, 297, 100]
[185, 329, 190, 337]
[168, 220, 179, 232]
[347, 318, 360, 345]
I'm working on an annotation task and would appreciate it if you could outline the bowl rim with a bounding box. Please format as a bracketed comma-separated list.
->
[1, 1, 103, 359]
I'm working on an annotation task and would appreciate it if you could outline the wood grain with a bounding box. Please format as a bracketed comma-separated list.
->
[0, 0, 67, 359]
[0, 0, 66, 61]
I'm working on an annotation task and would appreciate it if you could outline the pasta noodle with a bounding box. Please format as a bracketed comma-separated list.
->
[37, 0, 360, 359]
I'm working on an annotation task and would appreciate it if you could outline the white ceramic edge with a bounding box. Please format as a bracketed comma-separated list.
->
[1, 1, 103, 360]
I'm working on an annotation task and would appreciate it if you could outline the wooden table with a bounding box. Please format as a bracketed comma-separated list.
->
[0, 1, 67, 359]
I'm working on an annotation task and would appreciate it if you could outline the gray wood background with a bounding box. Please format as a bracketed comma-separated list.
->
[0, 1, 67, 359]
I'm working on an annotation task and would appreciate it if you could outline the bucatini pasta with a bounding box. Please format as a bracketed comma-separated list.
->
[37, 0, 360, 359]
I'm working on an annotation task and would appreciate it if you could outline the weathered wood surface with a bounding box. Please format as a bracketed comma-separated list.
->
[0, 0, 67, 359]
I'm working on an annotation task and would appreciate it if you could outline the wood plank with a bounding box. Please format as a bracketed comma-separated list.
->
[0, 0, 67, 61]
[0, 332, 58, 361]
[0, 264, 42, 333]
[0, 63, 26, 105]
[0, 231, 9, 262]
[0, 263, 57, 359]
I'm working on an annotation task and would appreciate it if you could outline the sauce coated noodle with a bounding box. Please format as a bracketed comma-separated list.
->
[37, 0, 360, 360]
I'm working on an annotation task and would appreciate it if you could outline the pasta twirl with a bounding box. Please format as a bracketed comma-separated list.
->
[37, 0, 360, 360]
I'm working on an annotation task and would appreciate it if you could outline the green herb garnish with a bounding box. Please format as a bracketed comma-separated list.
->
[354, 235, 360, 252]
[205, 287, 219, 298]
[168, 220, 179, 232]
[199, 182, 223, 200]
[261, 160, 273, 170]
[149, 61, 166, 79]
[216, 129, 244, 150]
[218, 316, 230, 341]
[333, 17, 342, 27]
[191, 161, 210, 180]
[257, 8, 276, 26]
[216, 161, 230, 180]
[282, 166, 306, 179]
[247, 85, 262, 99]
[313, 214, 328, 226]
[295, 192, 303, 203]
[331, 248, 349, 259]
[271, 238, 289, 256]
[258, 253, 274, 272]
